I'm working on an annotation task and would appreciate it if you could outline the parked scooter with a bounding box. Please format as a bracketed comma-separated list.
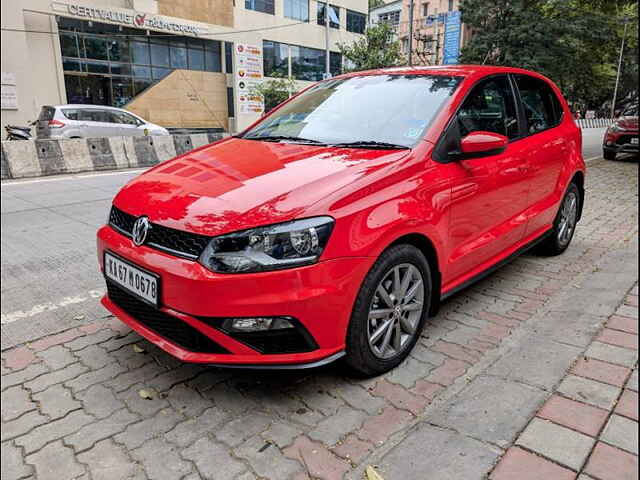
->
[5, 121, 35, 140]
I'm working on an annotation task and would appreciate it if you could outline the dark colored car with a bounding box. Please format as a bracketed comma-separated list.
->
[603, 104, 639, 160]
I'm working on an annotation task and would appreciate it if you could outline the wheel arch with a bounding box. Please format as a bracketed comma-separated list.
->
[387, 232, 442, 317]
[571, 170, 585, 221]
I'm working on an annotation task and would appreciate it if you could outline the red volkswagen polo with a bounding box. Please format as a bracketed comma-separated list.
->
[98, 66, 585, 376]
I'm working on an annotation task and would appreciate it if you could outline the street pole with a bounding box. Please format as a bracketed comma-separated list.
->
[408, 0, 414, 66]
[325, 2, 330, 78]
[433, 11, 439, 65]
[611, 18, 629, 119]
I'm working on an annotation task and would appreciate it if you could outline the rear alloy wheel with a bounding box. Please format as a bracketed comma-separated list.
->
[345, 245, 431, 376]
[536, 182, 580, 256]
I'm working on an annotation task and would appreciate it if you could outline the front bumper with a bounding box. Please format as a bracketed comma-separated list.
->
[603, 130, 639, 154]
[97, 225, 373, 366]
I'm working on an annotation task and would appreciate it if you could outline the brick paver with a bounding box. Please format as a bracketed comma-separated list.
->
[490, 447, 576, 480]
[492, 282, 639, 480]
[1, 157, 637, 479]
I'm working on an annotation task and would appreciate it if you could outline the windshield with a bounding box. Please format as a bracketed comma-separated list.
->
[622, 105, 638, 117]
[242, 74, 463, 148]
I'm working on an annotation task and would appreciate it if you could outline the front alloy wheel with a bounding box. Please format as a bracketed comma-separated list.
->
[345, 244, 431, 376]
[368, 264, 424, 359]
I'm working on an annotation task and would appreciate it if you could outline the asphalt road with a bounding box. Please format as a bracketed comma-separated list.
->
[0, 128, 613, 350]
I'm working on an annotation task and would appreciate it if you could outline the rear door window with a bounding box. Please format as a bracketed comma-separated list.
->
[78, 109, 109, 122]
[514, 75, 563, 134]
[110, 111, 140, 125]
[61, 109, 80, 120]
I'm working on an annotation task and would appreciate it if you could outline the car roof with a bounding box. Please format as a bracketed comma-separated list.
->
[50, 104, 130, 111]
[336, 64, 554, 82]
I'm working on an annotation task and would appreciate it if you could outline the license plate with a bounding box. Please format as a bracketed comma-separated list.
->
[631, 137, 638, 145]
[104, 252, 159, 307]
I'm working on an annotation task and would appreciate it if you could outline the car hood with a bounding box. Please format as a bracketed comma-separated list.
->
[617, 116, 639, 131]
[113, 137, 410, 237]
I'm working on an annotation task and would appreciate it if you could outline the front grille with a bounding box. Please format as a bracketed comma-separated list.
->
[616, 134, 639, 146]
[109, 206, 211, 259]
[106, 281, 229, 354]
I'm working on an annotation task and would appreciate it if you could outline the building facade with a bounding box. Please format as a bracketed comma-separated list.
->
[369, 0, 402, 32]
[1, 0, 367, 135]
[397, 0, 470, 65]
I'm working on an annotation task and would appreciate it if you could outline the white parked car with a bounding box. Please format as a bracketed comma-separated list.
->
[36, 105, 170, 139]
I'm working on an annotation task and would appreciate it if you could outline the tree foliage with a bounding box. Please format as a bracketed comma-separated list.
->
[338, 23, 405, 72]
[459, 0, 638, 111]
[250, 74, 298, 112]
[369, 0, 385, 10]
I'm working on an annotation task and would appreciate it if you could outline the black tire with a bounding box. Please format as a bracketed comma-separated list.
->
[535, 182, 581, 256]
[344, 244, 432, 377]
[603, 150, 616, 160]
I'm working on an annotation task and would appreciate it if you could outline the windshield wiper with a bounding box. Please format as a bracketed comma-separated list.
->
[330, 141, 409, 150]
[242, 135, 326, 145]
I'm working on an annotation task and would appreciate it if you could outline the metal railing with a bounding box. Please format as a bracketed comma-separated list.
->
[576, 118, 614, 129]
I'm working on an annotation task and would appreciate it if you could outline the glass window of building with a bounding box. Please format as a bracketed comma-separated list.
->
[131, 41, 150, 65]
[202, 40, 226, 72]
[346, 10, 366, 33]
[57, 17, 221, 109]
[284, 0, 309, 21]
[108, 39, 131, 63]
[169, 37, 188, 68]
[263, 40, 289, 77]
[84, 36, 109, 60]
[379, 11, 400, 27]
[225, 42, 233, 73]
[245, 0, 275, 15]
[317, 2, 340, 28]
[150, 40, 170, 67]
[291, 45, 323, 81]
[422, 2, 429, 16]
[264, 40, 341, 81]
[448, 0, 454, 11]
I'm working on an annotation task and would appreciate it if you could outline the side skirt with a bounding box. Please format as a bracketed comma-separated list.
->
[440, 229, 553, 301]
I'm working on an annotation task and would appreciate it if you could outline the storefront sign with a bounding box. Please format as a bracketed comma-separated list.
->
[442, 11, 462, 65]
[58, 3, 205, 36]
[235, 44, 264, 115]
[1, 72, 18, 110]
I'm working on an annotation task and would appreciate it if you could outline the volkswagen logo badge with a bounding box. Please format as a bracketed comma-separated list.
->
[132, 216, 150, 246]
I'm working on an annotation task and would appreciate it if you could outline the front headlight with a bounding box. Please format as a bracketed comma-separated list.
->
[610, 122, 624, 132]
[198, 217, 335, 273]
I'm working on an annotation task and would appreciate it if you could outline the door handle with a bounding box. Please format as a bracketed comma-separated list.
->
[518, 165, 529, 173]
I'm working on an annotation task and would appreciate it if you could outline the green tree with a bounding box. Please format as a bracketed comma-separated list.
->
[369, 0, 385, 10]
[250, 74, 298, 112]
[338, 22, 405, 72]
[459, 0, 637, 110]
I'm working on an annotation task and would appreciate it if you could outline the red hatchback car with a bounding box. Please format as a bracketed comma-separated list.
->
[98, 66, 586, 376]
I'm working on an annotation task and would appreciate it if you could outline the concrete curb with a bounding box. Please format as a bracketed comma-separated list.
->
[0, 132, 228, 180]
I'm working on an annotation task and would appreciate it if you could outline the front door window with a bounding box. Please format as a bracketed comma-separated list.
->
[458, 76, 519, 140]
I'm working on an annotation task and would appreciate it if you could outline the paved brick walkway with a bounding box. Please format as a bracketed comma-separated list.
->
[1, 157, 638, 480]
[490, 285, 638, 480]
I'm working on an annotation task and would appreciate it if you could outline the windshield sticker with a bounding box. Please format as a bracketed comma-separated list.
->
[404, 128, 421, 139]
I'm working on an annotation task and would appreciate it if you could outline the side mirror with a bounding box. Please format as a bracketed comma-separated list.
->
[459, 131, 509, 157]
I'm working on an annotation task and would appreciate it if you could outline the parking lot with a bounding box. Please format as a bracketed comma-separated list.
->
[1, 137, 638, 479]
